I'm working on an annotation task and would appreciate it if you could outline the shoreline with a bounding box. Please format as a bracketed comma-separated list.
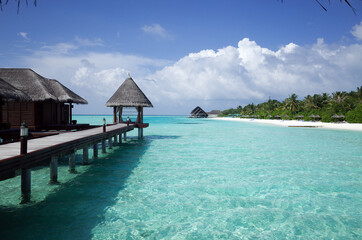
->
[211, 117, 362, 132]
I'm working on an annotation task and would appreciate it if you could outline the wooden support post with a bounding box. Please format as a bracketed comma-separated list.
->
[49, 156, 58, 184]
[70, 102, 73, 124]
[68, 150, 76, 173]
[102, 139, 106, 153]
[118, 107, 123, 123]
[138, 128, 142, 139]
[21, 168, 31, 203]
[93, 143, 98, 158]
[108, 137, 112, 149]
[113, 106, 117, 123]
[114, 135, 118, 145]
[83, 146, 89, 165]
[119, 134, 122, 144]
[123, 132, 127, 141]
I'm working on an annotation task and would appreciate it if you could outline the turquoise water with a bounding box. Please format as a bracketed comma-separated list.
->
[0, 116, 361, 239]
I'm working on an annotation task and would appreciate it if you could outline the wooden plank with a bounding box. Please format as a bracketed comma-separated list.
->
[0, 123, 136, 179]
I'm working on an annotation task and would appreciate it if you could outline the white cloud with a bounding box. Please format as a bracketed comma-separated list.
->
[19, 31, 362, 114]
[40, 43, 78, 55]
[142, 24, 170, 39]
[37, 37, 104, 55]
[351, 21, 362, 41]
[75, 36, 104, 47]
[146, 37, 362, 113]
[17, 32, 29, 40]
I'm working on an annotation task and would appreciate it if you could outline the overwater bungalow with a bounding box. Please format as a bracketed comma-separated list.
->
[190, 106, 208, 118]
[105, 75, 153, 138]
[0, 68, 87, 131]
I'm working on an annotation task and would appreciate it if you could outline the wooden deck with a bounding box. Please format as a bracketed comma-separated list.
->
[0, 123, 135, 180]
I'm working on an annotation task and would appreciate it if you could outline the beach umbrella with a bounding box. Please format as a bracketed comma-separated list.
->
[284, 114, 289, 118]
[331, 114, 340, 119]
[275, 115, 281, 119]
[309, 114, 315, 118]
[267, 115, 273, 119]
[296, 115, 304, 120]
[315, 115, 321, 120]
[339, 115, 345, 120]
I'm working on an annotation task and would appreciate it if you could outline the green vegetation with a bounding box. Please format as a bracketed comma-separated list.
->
[220, 86, 362, 123]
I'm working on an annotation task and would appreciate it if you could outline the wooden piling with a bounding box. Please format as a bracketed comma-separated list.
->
[49, 156, 58, 184]
[83, 146, 89, 165]
[108, 137, 113, 149]
[101, 139, 106, 153]
[93, 143, 98, 158]
[138, 128, 143, 139]
[68, 150, 76, 173]
[21, 168, 31, 203]
[114, 135, 118, 145]
[123, 132, 127, 141]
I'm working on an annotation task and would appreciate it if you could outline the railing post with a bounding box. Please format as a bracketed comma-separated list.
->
[103, 118, 106, 133]
[20, 121, 31, 203]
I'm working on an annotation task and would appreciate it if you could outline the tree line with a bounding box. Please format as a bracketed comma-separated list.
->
[220, 86, 362, 123]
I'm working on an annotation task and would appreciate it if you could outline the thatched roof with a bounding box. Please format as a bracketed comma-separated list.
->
[0, 68, 87, 104]
[190, 106, 208, 117]
[46, 79, 88, 104]
[207, 110, 221, 115]
[191, 106, 202, 114]
[0, 78, 30, 101]
[105, 77, 153, 107]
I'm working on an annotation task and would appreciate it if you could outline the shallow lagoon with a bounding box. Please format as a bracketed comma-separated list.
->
[0, 116, 361, 239]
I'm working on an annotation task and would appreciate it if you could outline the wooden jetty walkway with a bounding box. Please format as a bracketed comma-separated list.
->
[0, 123, 136, 202]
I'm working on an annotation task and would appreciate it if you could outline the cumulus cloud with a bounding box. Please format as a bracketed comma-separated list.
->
[351, 21, 362, 41]
[17, 32, 29, 40]
[146, 37, 362, 113]
[142, 24, 170, 38]
[19, 32, 362, 114]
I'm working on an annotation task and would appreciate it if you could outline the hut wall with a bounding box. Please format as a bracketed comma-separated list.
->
[63, 104, 70, 124]
[2, 101, 35, 128]
[2, 101, 72, 129]
[42, 101, 60, 125]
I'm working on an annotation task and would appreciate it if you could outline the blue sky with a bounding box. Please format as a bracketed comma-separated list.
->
[1, 0, 362, 115]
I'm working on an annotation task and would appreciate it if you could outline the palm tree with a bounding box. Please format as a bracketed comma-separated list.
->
[284, 93, 299, 113]
[332, 91, 347, 105]
[357, 86, 362, 103]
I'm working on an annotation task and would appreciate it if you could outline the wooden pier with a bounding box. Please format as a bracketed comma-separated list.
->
[0, 123, 136, 202]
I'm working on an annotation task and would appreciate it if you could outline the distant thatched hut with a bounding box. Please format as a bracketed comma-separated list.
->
[0, 68, 87, 130]
[105, 75, 153, 137]
[190, 106, 208, 118]
[207, 110, 221, 118]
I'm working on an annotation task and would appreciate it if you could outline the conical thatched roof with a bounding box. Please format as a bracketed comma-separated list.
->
[190, 106, 208, 117]
[0, 68, 87, 104]
[105, 77, 153, 107]
[191, 106, 202, 114]
[0, 78, 30, 101]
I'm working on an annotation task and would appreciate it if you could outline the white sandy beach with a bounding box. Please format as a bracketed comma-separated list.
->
[212, 117, 362, 132]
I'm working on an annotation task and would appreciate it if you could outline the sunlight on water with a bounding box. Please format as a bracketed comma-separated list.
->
[0, 116, 361, 239]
